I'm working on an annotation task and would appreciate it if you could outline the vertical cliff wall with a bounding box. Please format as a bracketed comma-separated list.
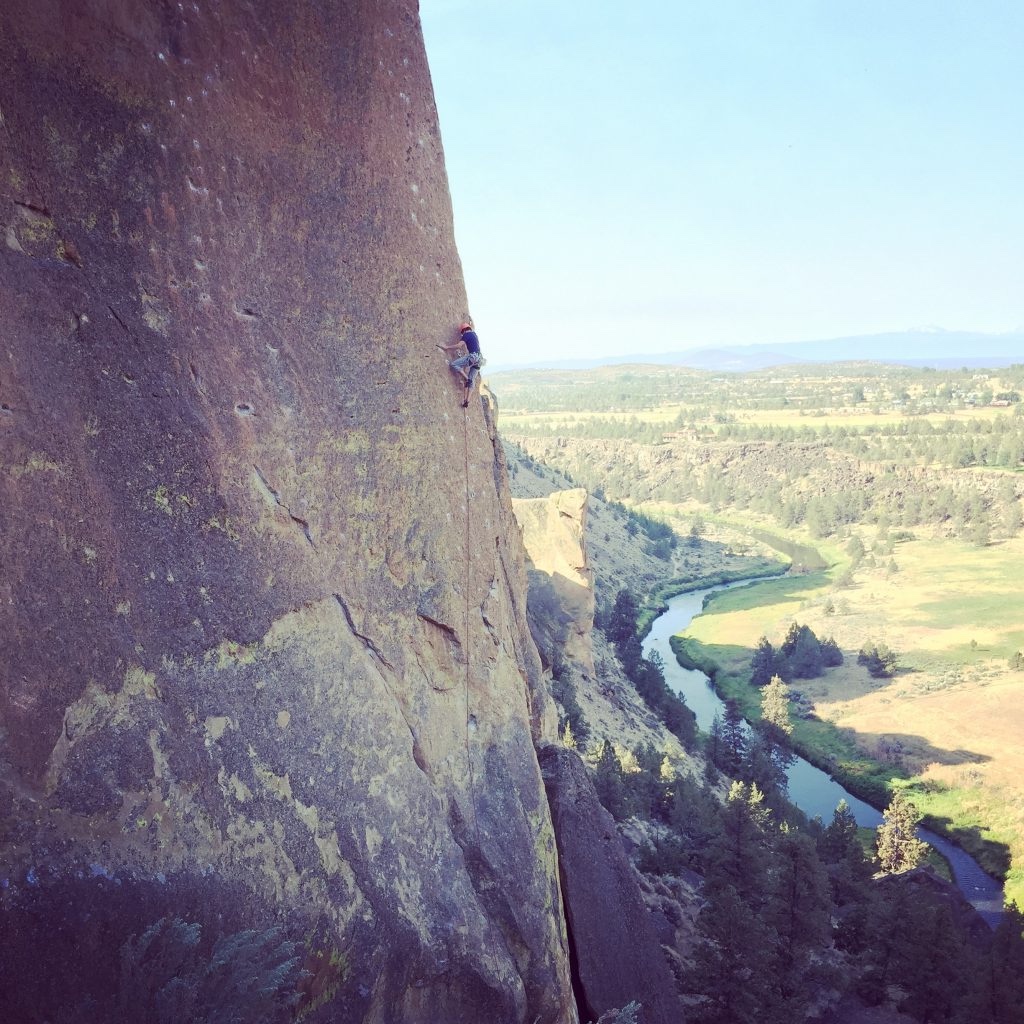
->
[0, 2, 573, 1020]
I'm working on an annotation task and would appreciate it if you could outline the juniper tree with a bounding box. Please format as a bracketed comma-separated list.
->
[750, 636, 775, 687]
[858, 642, 898, 678]
[876, 790, 928, 872]
[820, 635, 844, 667]
[117, 917, 303, 1024]
[788, 626, 824, 679]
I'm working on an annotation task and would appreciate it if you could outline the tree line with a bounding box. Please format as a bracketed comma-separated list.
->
[587, 733, 1024, 1024]
[515, 439, 1022, 546]
[549, 581, 1024, 1022]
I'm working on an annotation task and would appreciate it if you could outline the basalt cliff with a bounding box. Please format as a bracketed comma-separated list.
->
[0, 3, 575, 1020]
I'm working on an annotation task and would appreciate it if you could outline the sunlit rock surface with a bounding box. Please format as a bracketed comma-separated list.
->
[0, 2, 574, 1020]
[513, 488, 596, 678]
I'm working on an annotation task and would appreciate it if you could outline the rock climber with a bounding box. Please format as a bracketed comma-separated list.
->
[437, 321, 483, 395]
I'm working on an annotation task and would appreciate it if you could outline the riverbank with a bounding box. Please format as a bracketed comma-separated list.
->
[649, 587, 1006, 923]
[670, 611, 1013, 894]
[671, 631, 895, 807]
[636, 558, 788, 637]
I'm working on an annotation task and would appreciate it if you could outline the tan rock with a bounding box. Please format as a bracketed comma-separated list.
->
[513, 488, 596, 677]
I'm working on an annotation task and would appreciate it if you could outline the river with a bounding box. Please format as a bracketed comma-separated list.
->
[642, 582, 1005, 928]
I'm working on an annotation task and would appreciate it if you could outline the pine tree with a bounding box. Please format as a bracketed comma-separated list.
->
[750, 636, 775, 687]
[746, 677, 796, 804]
[717, 699, 748, 777]
[593, 739, 628, 820]
[760, 675, 793, 737]
[743, 731, 791, 806]
[779, 622, 802, 658]
[820, 799, 874, 906]
[876, 790, 928, 872]
[896, 903, 970, 1023]
[607, 588, 639, 645]
[820, 799, 859, 861]
[706, 712, 724, 768]
[706, 781, 773, 905]
[982, 901, 1024, 1023]
[686, 883, 773, 1024]
[765, 827, 833, 1016]
[561, 720, 576, 749]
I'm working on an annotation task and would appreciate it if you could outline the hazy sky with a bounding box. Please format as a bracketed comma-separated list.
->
[420, 1, 1024, 368]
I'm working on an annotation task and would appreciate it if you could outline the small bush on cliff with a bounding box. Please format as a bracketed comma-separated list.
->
[551, 671, 591, 748]
[591, 1001, 641, 1024]
[118, 917, 304, 1023]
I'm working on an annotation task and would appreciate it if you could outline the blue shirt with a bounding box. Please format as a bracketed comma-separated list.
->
[461, 330, 481, 355]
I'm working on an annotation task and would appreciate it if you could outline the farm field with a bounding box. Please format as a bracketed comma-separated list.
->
[500, 401, 1015, 435]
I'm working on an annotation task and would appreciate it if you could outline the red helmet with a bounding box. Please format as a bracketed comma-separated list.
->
[459, 321, 473, 333]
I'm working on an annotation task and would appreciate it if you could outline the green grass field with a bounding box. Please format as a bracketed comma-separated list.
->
[668, 526, 1024, 906]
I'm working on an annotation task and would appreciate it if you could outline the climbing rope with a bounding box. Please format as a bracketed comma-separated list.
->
[463, 395, 483, 849]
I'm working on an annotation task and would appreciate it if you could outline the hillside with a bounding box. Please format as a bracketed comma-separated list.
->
[504, 440, 782, 618]
[504, 448, 1024, 1023]
[506, 442, 783, 758]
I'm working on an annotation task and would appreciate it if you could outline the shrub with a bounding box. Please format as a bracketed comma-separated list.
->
[118, 918, 305, 1023]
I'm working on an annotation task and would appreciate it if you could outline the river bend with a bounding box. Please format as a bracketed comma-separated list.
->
[643, 582, 1005, 928]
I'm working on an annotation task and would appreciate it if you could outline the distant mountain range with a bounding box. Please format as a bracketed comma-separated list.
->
[491, 329, 1023, 373]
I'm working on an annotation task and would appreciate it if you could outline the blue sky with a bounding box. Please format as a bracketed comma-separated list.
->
[420, 2, 1024, 367]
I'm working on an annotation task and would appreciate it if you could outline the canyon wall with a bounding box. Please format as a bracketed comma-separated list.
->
[513, 488, 596, 678]
[0, 2, 573, 1020]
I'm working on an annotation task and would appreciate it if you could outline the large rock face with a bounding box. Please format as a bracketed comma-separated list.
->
[0, 3, 574, 1021]
[513, 488, 595, 677]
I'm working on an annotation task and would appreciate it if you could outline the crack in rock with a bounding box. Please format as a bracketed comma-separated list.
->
[252, 464, 315, 548]
[333, 594, 393, 669]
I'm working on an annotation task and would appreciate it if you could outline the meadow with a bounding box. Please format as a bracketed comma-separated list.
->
[670, 527, 1024, 902]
